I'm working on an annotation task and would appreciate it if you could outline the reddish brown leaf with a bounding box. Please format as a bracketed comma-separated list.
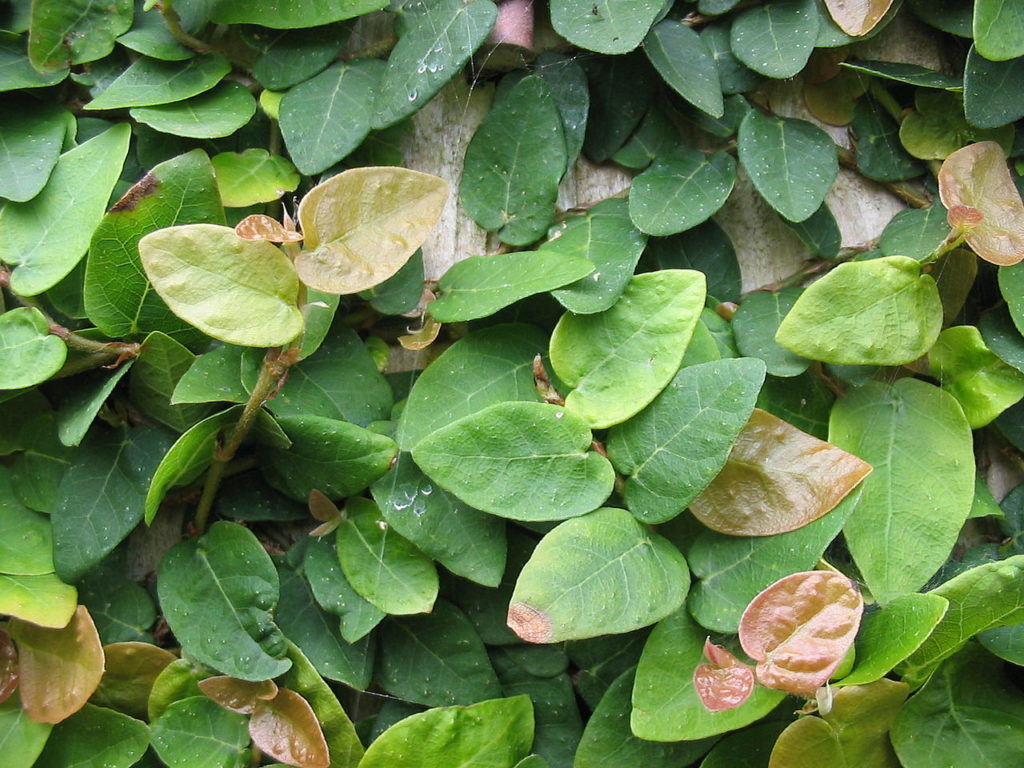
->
[690, 409, 873, 536]
[822, 0, 895, 36]
[249, 687, 330, 768]
[740, 571, 864, 696]
[9, 605, 105, 723]
[948, 205, 984, 229]
[939, 141, 1024, 266]
[235, 214, 304, 243]
[199, 675, 279, 714]
[91, 642, 177, 720]
[694, 640, 756, 712]
[0, 629, 18, 704]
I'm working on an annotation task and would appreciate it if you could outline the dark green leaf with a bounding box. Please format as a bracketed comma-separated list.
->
[783, 203, 840, 259]
[248, 24, 348, 90]
[303, 536, 385, 643]
[157, 521, 291, 681]
[879, 200, 950, 260]
[86, 53, 231, 110]
[0, 32, 68, 90]
[730, 0, 819, 79]
[550, 0, 663, 54]
[628, 147, 736, 236]
[851, 96, 924, 182]
[840, 59, 963, 89]
[643, 20, 722, 117]
[28, 0, 133, 72]
[151, 696, 249, 768]
[965, 47, 1024, 129]
[34, 704, 148, 768]
[0, 100, 67, 202]
[582, 52, 657, 163]
[377, 600, 501, 706]
[733, 289, 810, 377]
[534, 52, 589, 165]
[646, 220, 741, 303]
[130, 80, 257, 139]
[129, 332, 212, 431]
[55, 363, 135, 447]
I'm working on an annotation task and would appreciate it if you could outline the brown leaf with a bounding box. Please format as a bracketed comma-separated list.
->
[690, 409, 873, 536]
[939, 141, 1024, 266]
[308, 489, 341, 523]
[693, 641, 755, 712]
[0, 629, 17, 704]
[822, 0, 895, 36]
[249, 687, 330, 768]
[235, 214, 304, 243]
[199, 675, 279, 714]
[399, 316, 442, 350]
[90, 642, 176, 720]
[9, 605, 105, 723]
[740, 571, 864, 696]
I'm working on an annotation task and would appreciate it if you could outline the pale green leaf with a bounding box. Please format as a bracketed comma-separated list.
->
[130, 80, 256, 139]
[85, 53, 231, 110]
[0, 308, 67, 390]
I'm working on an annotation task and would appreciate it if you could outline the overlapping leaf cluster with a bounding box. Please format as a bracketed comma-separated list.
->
[2, 1, 1024, 767]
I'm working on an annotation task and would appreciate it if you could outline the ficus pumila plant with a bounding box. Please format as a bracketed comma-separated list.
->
[1, 0, 1024, 767]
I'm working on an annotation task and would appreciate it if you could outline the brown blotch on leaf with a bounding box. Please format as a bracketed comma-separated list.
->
[111, 172, 158, 213]
[507, 602, 554, 644]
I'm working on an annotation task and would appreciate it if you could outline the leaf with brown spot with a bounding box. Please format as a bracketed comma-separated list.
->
[507, 603, 554, 644]
[296, 167, 448, 294]
[236, 214, 304, 243]
[249, 687, 330, 768]
[693, 640, 755, 712]
[822, 0, 895, 36]
[110, 172, 158, 213]
[0, 629, 17, 704]
[90, 641, 176, 720]
[9, 605, 105, 723]
[199, 675, 279, 714]
[740, 571, 864, 696]
[690, 409, 872, 536]
[939, 141, 1024, 266]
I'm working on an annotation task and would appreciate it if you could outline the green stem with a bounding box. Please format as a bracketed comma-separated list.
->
[155, 0, 211, 53]
[921, 228, 966, 266]
[192, 347, 298, 534]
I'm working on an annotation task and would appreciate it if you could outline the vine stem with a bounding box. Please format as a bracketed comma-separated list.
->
[154, 0, 212, 54]
[192, 346, 298, 534]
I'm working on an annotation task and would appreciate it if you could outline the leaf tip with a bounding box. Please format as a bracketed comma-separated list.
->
[507, 602, 554, 644]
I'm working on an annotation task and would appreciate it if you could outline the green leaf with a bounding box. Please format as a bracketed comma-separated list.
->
[209, 149, 299, 207]
[550, 270, 706, 428]
[460, 75, 567, 246]
[28, 0, 133, 72]
[429, 250, 594, 322]
[611, 106, 677, 170]
[85, 53, 231, 110]
[0, 572, 77, 628]
[892, 645, 1024, 768]
[371, 0, 495, 128]
[550, 0, 663, 54]
[851, 96, 924, 182]
[53, 362, 135, 447]
[647, 220, 741, 303]
[130, 80, 256, 139]
[0, 124, 130, 296]
[900, 90, 1012, 160]
[78, 561, 156, 644]
[879, 201, 950, 261]
[574, 668, 715, 768]
[336, 497, 438, 615]
[839, 592, 949, 686]
[643, 20, 723, 117]
[0, 468, 54, 576]
[34, 703, 148, 768]
[730, 0, 819, 79]
[607, 358, 765, 524]
[769, 679, 908, 768]
[509, 508, 688, 643]
[776, 256, 943, 365]
[248, 24, 347, 89]
[899, 555, 1024, 682]
[279, 59, 383, 176]
[359, 695, 533, 768]
[738, 110, 838, 222]
[974, 0, 1024, 60]
[699, 721, 786, 768]
[269, 327, 393, 427]
[303, 537, 384, 643]
[631, 608, 786, 741]
[261, 415, 398, 502]
[688, 490, 857, 633]
[732, 288, 810, 377]
[295, 166, 448, 294]
[582, 52, 657, 163]
[151, 696, 249, 768]
[0, 101, 67, 202]
[10, 412, 75, 514]
[0, 32, 68, 90]
[377, 600, 501, 706]
[171, 344, 250, 405]
[157, 521, 291, 681]
[628, 147, 736, 236]
[116, 5, 194, 61]
[0, 696, 52, 768]
[52, 427, 167, 582]
[829, 378, 974, 603]
[397, 323, 547, 450]
[278, 639, 364, 768]
[412, 401, 614, 521]
[841, 59, 963, 90]
[208, 0, 384, 27]
[129, 333, 212, 431]
[372, 453, 507, 587]
[701, 20, 763, 95]
[534, 52, 590, 165]
[929, 325, 1024, 427]
[85, 149, 224, 342]
[544, 198, 648, 314]
[964, 46, 1024, 129]
[0, 308, 67, 390]
[275, 565, 374, 690]
[139, 223, 302, 347]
